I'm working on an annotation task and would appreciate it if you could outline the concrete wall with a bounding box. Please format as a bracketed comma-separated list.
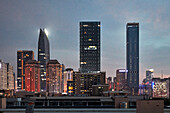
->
[0, 108, 170, 113]
[136, 100, 164, 113]
[0, 98, 6, 109]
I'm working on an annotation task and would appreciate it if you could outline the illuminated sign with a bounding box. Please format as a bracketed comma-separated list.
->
[0, 63, 1, 69]
[119, 70, 128, 73]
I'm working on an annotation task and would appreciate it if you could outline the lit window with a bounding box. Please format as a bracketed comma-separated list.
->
[88, 39, 92, 41]
[88, 46, 97, 50]
[80, 62, 86, 64]
[83, 25, 88, 27]
[26, 54, 29, 57]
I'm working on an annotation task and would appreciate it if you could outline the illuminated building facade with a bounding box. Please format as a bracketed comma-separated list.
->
[65, 68, 74, 95]
[38, 28, 50, 91]
[152, 78, 169, 98]
[73, 72, 106, 96]
[61, 64, 65, 93]
[107, 77, 112, 91]
[113, 77, 117, 91]
[0, 61, 14, 90]
[146, 69, 154, 85]
[25, 60, 40, 92]
[116, 69, 128, 91]
[6, 63, 14, 90]
[139, 69, 154, 96]
[126, 23, 139, 95]
[46, 60, 63, 96]
[17, 50, 34, 90]
[80, 22, 100, 73]
[92, 85, 109, 96]
[0, 60, 7, 90]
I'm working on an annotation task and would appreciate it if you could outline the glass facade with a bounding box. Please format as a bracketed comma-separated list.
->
[126, 23, 139, 95]
[80, 22, 100, 73]
[38, 28, 50, 91]
[17, 50, 34, 90]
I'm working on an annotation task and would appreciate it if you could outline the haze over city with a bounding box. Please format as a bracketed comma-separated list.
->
[1, 0, 170, 83]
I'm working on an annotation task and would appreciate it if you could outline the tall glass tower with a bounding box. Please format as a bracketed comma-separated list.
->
[126, 23, 139, 95]
[80, 22, 100, 73]
[38, 28, 50, 91]
[17, 50, 34, 90]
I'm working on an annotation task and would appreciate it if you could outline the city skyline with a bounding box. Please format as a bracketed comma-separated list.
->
[1, 0, 170, 83]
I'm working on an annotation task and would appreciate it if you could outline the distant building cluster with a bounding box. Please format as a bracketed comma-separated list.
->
[1, 22, 170, 100]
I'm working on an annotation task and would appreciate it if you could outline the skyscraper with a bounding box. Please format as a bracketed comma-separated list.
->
[126, 23, 139, 95]
[46, 60, 62, 96]
[0, 60, 7, 90]
[7, 63, 14, 90]
[38, 28, 50, 91]
[80, 22, 100, 73]
[106, 77, 112, 91]
[25, 60, 40, 92]
[17, 50, 34, 90]
[146, 69, 154, 85]
[116, 69, 128, 91]
[0, 60, 14, 90]
[64, 68, 74, 95]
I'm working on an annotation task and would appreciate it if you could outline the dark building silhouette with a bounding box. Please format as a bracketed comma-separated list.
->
[17, 50, 34, 90]
[126, 23, 139, 95]
[116, 69, 128, 91]
[73, 72, 106, 96]
[38, 28, 50, 91]
[80, 22, 100, 73]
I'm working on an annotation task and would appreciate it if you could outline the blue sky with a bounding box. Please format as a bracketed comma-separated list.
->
[0, 0, 170, 83]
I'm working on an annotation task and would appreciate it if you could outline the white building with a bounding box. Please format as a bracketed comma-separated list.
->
[0, 60, 14, 90]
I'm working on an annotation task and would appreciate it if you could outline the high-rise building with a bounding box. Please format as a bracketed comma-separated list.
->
[152, 78, 169, 98]
[64, 68, 74, 95]
[126, 23, 139, 95]
[116, 69, 128, 91]
[107, 77, 112, 91]
[0, 60, 7, 90]
[25, 60, 40, 92]
[113, 77, 117, 91]
[7, 63, 14, 90]
[46, 60, 63, 96]
[80, 22, 100, 73]
[38, 28, 50, 91]
[146, 69, 154, 85]
[73, 72, 106, 96]
[17, 50, 34, 90]
[0, 60, 14, 90]
[61, 64, 65, 93]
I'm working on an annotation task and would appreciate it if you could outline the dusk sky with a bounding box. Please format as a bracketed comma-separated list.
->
[0, 0, 170, 83]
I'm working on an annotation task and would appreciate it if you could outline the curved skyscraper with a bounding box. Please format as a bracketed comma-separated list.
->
[38, 28, 50, 91]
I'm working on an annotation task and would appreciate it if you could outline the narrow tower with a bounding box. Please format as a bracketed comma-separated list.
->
[38, 28, 50, 91]
[126, 23, 139, 95]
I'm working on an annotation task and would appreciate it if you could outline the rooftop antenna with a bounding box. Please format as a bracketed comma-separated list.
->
[161, 70, 163, 79]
